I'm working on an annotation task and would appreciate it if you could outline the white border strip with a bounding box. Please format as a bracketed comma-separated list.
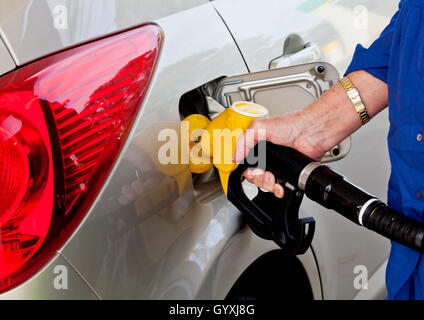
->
[358, 198, 379, 226]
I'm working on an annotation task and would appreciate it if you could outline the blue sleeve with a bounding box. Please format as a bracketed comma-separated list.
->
[344, 3, 402, 83]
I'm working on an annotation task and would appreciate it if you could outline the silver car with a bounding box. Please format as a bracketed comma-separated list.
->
[0, 0, 398, 299]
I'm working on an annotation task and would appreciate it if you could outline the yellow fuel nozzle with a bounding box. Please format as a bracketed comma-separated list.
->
[183, 101, 269, 196]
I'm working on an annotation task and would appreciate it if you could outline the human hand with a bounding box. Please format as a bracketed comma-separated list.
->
[233, 111, 327, 198]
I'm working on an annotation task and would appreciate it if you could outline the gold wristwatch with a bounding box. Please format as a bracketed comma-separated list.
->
[339, 76, 370, 125]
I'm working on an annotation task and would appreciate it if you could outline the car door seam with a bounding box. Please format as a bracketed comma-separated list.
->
[57, 251, 103, 300]
[0, 30, 19, 66]
[310, 245, 324, 299]
[211, 5, 250, 73]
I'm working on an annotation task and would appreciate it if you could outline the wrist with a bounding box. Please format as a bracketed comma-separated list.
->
[295, 82, 360, 158]
[293, 109, 329, 160]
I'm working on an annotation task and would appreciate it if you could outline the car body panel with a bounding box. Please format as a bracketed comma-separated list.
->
[212, 0, 399, 74]
[353, 259, 388, 300]
[198, 227, 323, 299]
[0, 0, 207, 65]
[0, 254, 99, 299]
[55, 4, 251, 299]
[0, 37, 14, 75]
[0, 0, 271, 300]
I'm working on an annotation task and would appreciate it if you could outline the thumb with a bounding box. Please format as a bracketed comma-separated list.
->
[233, 119, 267, 163]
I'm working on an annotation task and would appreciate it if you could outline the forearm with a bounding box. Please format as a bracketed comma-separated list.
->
[295, 70, 388, 157]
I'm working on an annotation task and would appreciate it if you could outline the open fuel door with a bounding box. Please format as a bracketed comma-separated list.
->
[212, 62, 351, 163]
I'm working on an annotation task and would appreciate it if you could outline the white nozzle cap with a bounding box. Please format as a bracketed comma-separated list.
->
[230, 101, 269, 118]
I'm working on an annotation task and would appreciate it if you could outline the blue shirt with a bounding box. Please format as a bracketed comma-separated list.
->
[345, 0, 424, 300]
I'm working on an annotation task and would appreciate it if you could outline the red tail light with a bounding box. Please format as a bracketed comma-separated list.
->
[0, 24, 161, 293]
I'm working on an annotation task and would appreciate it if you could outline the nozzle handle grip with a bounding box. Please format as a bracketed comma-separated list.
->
[250, 141, 315, 186]
[227, 141, 316, 255]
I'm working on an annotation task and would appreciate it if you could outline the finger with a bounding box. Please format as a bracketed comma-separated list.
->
[274, 183, 285, 198]
[131, 180, 144, 195]
[144, 177, 164, 189]
[232, 132, 249, 163]
[262, 171, 275, 193]
[251, 168, 265, 188]
[233, 119, 266, 163]
[118, 194, 131, 205]
[121, 184, 136, 198]
[243, 169, 255, 183]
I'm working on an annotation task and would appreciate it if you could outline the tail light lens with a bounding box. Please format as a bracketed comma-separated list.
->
[0, 24, 161, 293]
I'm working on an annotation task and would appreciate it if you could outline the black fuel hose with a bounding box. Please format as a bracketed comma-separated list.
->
[239, 141, 424, 252]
